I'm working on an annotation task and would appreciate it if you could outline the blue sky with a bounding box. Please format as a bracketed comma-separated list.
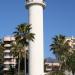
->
[0, 0, 75, 58]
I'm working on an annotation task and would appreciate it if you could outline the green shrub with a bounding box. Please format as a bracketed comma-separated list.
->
[48, 71, 65, 75]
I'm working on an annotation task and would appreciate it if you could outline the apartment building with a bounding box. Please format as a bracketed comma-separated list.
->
[66, 37, 75, 48]
[44, 57, 60, 75]
[3, 36, 16, 72]
[65, 37, 75, 54]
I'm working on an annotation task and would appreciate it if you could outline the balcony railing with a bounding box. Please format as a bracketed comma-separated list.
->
[3, 68, 9, 71]
[4, 44, 11, 47]
[4, 36, 11, 41]
[4, 55, 13, 59]
[4, 50, 10, 53]
[4, 61, 10, 64]
[4, 61, 16, 65]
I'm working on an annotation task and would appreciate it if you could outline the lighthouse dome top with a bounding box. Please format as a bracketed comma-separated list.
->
[26, 0, 45, 2]
[25, 0, 45, 9]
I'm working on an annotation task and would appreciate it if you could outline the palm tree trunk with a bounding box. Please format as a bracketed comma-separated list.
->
[72, 71, 74, 75]
[24, 46, 26, 75]
[18, 52, 20, 75]
[25, 53, 26, 75]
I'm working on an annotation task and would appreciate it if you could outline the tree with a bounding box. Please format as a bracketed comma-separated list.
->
[50, 34, 70, 70]
[0, 39, 5, 75]
[66, 51, 75, 75]
[12, 23, 35, 75]
[8, 65, 15, 75]
[0, 39, 4, 63]
[48, 71, 65, 75]
[0, 64, 3, 75]
[12, 41, 24, 75]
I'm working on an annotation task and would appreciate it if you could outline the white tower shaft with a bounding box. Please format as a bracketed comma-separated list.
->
[26, 0, 45, 75]
[29, 5, 44, 75]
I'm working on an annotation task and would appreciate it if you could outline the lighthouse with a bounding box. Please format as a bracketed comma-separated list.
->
[25, 0, 45, 75]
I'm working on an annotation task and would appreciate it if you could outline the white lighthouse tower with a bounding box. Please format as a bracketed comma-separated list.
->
[25, 0, 45, 75]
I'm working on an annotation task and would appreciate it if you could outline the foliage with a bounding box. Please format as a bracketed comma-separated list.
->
[50, 34, 75, 75]
[48, 71, 65, 75]
[0, 64, 3, 75]
[0, 39, 5, 63]
[8, 65, 15, 75]
[12, 23, 35, 58]
[66, 51, 75, 75]
[12, 23, 35, 75]
[50, 34, 70, 62]
[13, 23, 35, 45]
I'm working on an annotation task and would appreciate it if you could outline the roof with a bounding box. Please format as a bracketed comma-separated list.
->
[45, 57, 60, 63]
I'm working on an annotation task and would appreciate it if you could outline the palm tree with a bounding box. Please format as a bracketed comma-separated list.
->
[66, 51, 75, 75]
[0, 39, 5, 63]
[11, 41, 24, 75]
[50, 34, 70, 70]
[12, 23, 35, 75]
[0, 39, 4, 75]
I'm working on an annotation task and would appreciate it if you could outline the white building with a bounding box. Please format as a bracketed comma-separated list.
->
[65, 37, 75, 54]
[3, 36, 16, 72]
[44, 57, 60, 75]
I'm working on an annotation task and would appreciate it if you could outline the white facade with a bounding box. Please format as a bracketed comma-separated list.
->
[3, 36, 16, 71]
[66, 37, 75, 53]
[25, 0, 45, 75]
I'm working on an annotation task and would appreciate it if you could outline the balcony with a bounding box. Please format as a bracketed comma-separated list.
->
[4, 50, 10, 53]
[4, 55, 13, 59]
[4, 61, 10, 64]
[4, 36, 11, 41]
[4, 61, 16, 64]
[4, 44, 11, 47]
[53, 63, 60, 66]
[3, 68, 9, 71]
